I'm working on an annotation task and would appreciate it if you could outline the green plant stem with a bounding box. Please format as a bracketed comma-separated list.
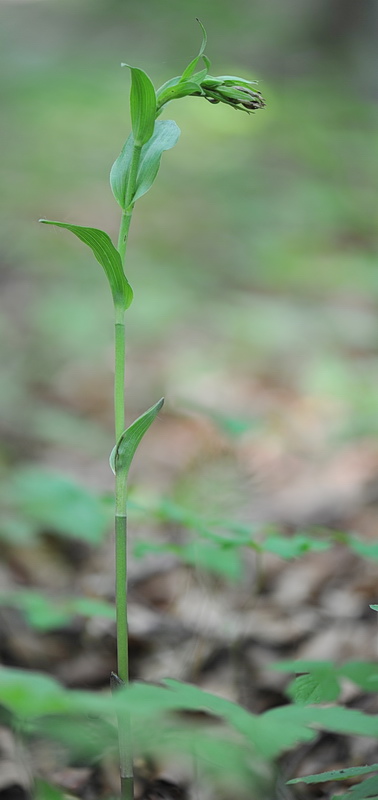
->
[114, 141, 143, 800]
[117, 143, 142, 263]
[115, 308, 126, 441]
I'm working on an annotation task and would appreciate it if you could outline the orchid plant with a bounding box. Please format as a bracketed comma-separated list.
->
[40, 21, 265, 799]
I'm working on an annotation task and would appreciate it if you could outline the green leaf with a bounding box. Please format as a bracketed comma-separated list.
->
[123, 65, 156, 146]
[110, 133, 133, 208]
[349, 536, 378, 560]
[0, 668, 71, 718]
[180, 540, 242, 580]
[156, 78, 203, 110]
[8, 467, 110, 545]
[272, 659, 335, 673]
[180, 18, 208, 82]
[111, 120, 180, 209]
[288, 671, 340, 704]
[0, 667, 114, 719]
[35, 780, 67, 800]
[134, 120, 180, 201]
[340, 661, 378, 691]
[288, 764, 378, 785]
[110, 398, 164, 479]
[263, 532, 331, 559]
[0, 589, 116, 631]
[330, 776, 378, 800]
[0, 590, 72, 631]
[39, 220, 133, 311]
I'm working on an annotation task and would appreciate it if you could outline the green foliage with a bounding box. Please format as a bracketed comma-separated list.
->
[110, 120, 180, 209]
[35, 780, 67, 800]
[179, 18, 208, 82]
[124, 66, 156, 147]
[289, 766, 378, 800]
[273, 660, 378, 704]
[39, 220, 133, 311]
[110, 397, 164, 480]
[262, 531, 331, 559]
[3, 466, 110, 545]
[0, 588, 115, 631]
[288, 764, 378, 784]
[134, 538, 242, 581]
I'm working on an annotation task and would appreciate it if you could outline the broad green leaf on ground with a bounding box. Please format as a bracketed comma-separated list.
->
[123, 66, 156, 146]
[287, 671, 340, 704]
[272, 660, 341, 703]
[35, 781, 67, 800]
[0, 589, 115, 631]
[263, 532, 331, 559]
[178, 540, 242, 580]
[348, 536, 378, 560]
[134, 537, 242, 580]
[340, 661, 378, 691]
[288, 764, 378, 784]
[0, 668, 114, 718]
[329, 775, 378, 800]
[39, 220, 133, 310]
[36, 715, 117, 762]
[111, 120, 180, 209]
[260, 704, 378, 761]
[0, 668, 72, 718]
[8, 467, 110, 544]
[273, 660, 378, 696]
[110, 398, 164, 479]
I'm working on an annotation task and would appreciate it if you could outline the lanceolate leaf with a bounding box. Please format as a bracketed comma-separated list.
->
[111, 120, 180, 209]
[110, 398, 164, 479]
[134, 120, 180, 201]
[288, 765, 378, 785]
[123, 65, 156, 146]
[39, 220, 133, 310]
[180, 18, 208, 82]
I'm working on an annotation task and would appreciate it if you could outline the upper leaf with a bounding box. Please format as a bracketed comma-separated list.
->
[179, 18, 208, 82]
[110, 120, 180, 209]
[134, 119, 180, 201]
[123, 65, 156, 146]
[110, 398, 164, 480]
[39, 220, 133, 311]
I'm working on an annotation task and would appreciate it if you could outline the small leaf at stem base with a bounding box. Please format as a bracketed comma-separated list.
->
[110, 398, 164, 479]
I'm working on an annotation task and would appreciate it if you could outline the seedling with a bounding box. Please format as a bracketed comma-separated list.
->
[39, 21, 265, 799]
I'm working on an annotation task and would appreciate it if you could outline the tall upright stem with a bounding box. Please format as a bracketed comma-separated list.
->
[113, 142, 142, 800]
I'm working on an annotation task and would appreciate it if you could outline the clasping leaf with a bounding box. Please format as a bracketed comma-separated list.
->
[110, 398, 164, 479]
[110, 119, 180, 209]
[39, 220, 133, 311]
